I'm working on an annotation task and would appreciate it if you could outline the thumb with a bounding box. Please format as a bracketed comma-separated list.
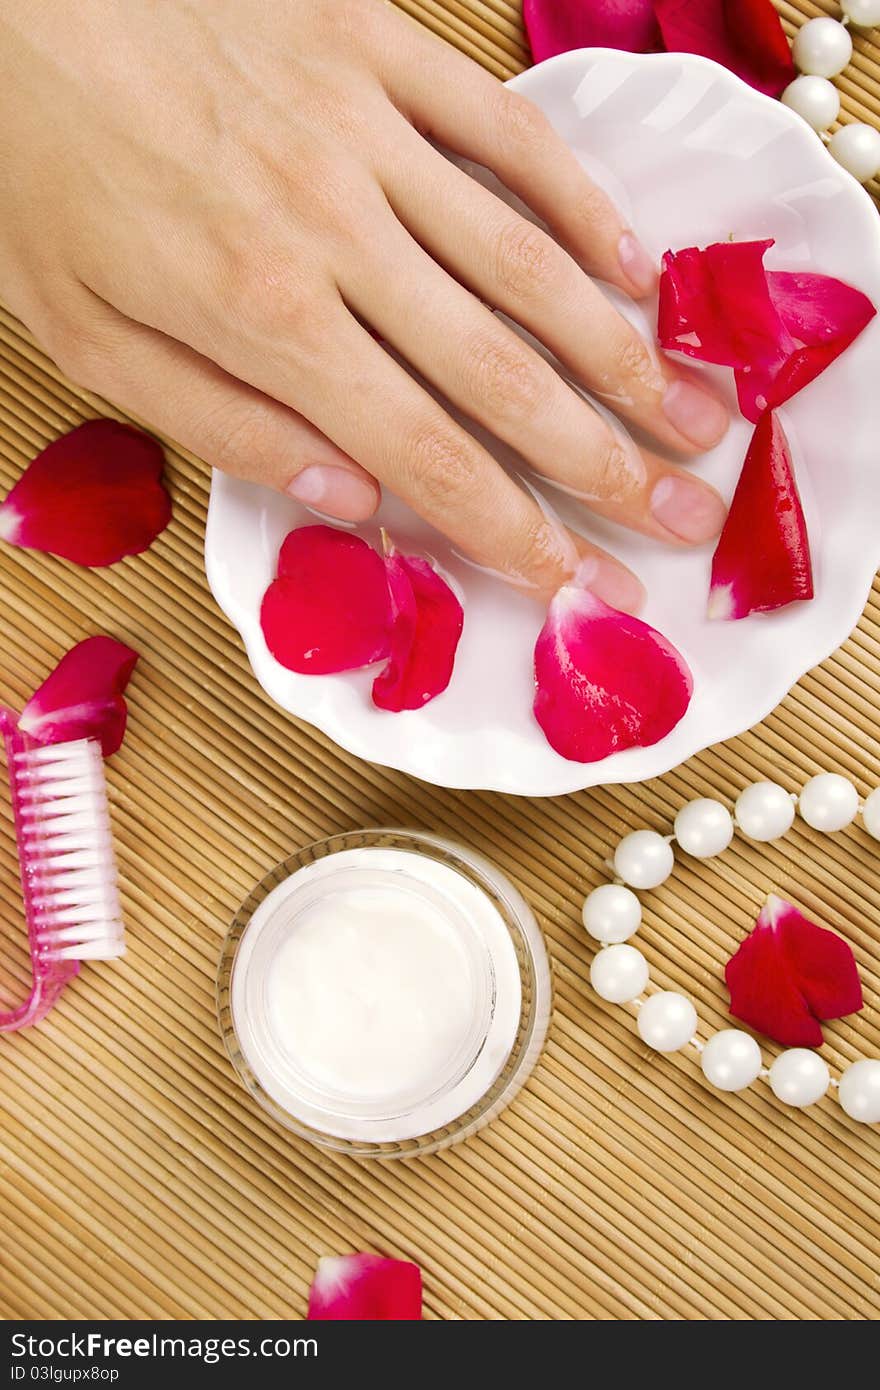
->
[51, 304, 381, 523]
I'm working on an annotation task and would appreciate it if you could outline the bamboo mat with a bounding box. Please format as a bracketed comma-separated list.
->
[1, 1, 879, 1323]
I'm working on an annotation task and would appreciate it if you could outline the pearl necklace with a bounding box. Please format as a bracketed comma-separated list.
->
[583, 773, 880, 1124]
[782, 4, 880, 183]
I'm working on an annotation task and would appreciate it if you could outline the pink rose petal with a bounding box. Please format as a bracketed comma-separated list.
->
[654, 0, 795, 97]
[726, 894, 863, 1047]
[0, 419, 171, 567]
[308, 1254, 422, 1321]
[260, 525, 391, 674]
[533, 582, 692, 763]
[372, 551, 464, 713]
[18, 636, 139, 757]
[736, 269, 877, 421]
[523, 0, 660, 61]
[709, 411, 813, 620]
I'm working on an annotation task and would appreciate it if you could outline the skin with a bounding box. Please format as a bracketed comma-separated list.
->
[0, 0, 729, 609]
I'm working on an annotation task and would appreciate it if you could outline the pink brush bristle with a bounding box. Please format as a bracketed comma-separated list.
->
[1, 716, 124, 1032]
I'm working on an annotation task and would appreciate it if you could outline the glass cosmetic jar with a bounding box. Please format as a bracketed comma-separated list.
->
[217, 829, 551, 1158]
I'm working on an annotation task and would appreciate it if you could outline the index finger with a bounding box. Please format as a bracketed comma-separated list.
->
[374, 22, 656, 298]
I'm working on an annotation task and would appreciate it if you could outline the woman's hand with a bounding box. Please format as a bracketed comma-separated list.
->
[0, 0, 728, 608]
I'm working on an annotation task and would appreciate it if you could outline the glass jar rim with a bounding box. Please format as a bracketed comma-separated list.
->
[216, 828, 552, 1159]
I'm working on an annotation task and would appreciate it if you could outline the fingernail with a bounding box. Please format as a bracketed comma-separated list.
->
[618, 232, 656, 297]
[650, 475, 727, 544]
[287, 464, 378, 522]
[577, 554, 646, 614]
[662, 379, 729, 449]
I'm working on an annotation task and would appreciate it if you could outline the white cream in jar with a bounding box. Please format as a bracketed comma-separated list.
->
[228, 840, 543, 1147]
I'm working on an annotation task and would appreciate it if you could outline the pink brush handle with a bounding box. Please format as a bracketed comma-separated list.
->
[0, 708, 79, 1032]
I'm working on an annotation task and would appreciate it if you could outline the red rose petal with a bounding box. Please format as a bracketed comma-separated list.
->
[726, 894, 863, 1047]
[307, 1254, 422, 1321]
[658, 240, 784, 368]
[372, 551, 464, 713]
[721, 0, 798, 94]
[0, 419, 171, 567]
[654, 0, 795, 97]
[18, 636, 139, 757]
[523, 0, 660, 61]
[260, 525, 391, 674]
[659, 240, 876, 422]
[709, 411, 813, 620]
[533, 582, 692, 763]
[735, 270, 877, 421]
[728, 911, 823, 1047]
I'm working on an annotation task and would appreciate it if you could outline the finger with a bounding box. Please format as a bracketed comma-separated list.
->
[75, 246, 644, 607]
[51, 298, 381, 522]
[342, 215, 726, 546]
[373, 23, 655, 297]
[278, 309, 645, 610]
[381, 128, 729, 457]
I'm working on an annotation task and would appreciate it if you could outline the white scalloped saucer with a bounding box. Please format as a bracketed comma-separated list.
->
[205, 49, 880, 796]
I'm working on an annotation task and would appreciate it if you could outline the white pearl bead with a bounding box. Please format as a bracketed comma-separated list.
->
[792, 18, 853, 78]
[673, 798, 733, 859]
[838, 1059, 880, 1123]
[841, 0, 880, 28]
[734, 781, 796, 842]
[700, 1030, 763, 1092]
[862, 788, 880, 840]
[828, 123, 880, 181]
[782, 75, 841, 132]
[768, 1049, 830, 1107]
[798, 773, 860, 831]
[590, 943, 649, 1004]
[613, 831, 674, 890]
[637, 992, 697, 1053]
[582, 883, 641, 944]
